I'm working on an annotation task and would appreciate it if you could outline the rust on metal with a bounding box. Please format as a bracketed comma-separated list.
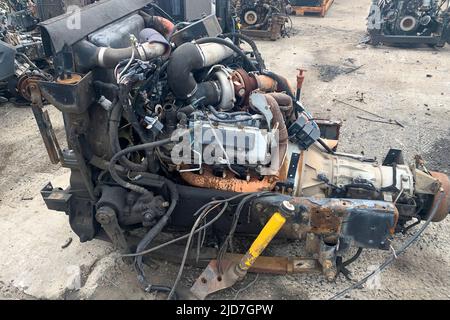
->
[180, 167, 278, 193]
[56, 73, 82, 85]
[29, 83, 61, 165]
[430, 172, 450, 222]
[296, 68, 306, 90]
[149, 244, 320, 275]
[309, 207, 342, 235]
[191, 259, 238, 300]
[17, 75, 46, 101]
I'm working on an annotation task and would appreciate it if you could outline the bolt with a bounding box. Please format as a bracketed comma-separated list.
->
[325, 272, 336, 282]
[162, 201, 170, 208]
[281, 201, 296, 216]
[96, 207, 115, 225]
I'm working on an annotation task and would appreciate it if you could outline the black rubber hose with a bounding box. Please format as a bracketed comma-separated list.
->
[167, 42, 222, 104]
[119, 86, 150, 144]
[118, 84, 159, 172]
[108, 138, 173, 195]
[133, 172, 179, 299]
[261, 70, 296, 98]
[167, 42, 204, 99]
[318, 138, 336, 155]
[147, 3, 176, 23]
[195, 37, 258, 72]
[221, 32, 266, 70]
[343, 248, 364, 267]
[109, 101, 148, 172]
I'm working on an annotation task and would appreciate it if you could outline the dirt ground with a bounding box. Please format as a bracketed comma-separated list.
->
[1, 0, 449, 300]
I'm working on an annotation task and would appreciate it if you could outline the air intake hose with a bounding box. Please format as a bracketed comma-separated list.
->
[73, 29, 169, 70]
[167, 41, 234, 105]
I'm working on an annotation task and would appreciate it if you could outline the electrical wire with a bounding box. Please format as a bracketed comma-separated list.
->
[164, 192, 273, 300]
[233, 274, 260, 300]
[195, 37, 258, 72]
[217, 192, 274, 273]
[220, 32, 266, 70]
[329, 192, 445, 300]
[166, 196, 247, 300]
[121, 193, 255, 258]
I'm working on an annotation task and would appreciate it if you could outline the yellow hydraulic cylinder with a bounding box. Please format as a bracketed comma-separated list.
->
[238, 212, 287, 272]
[190, 201, 296, 300]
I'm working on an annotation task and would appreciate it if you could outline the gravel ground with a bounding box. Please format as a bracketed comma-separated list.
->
[0, 0, 449, 300]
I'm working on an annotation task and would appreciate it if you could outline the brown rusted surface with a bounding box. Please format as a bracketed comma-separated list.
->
[30, 84, 61, 165]
[225, 254, 320, 275]
[231, 68, 256, 107]
[180, 167, 278, 193]
[430, 172, 450, 222]
[268, 92, 296, 123]
[309, 207, 342, 235]
[17, 75, 44, 101]
[321, 139, 339, 150]
[296, 69, 306, 90]
[190, 255, 320, 300]
[284, 198, 397, 240]
[56, 73, 82, 85]
[148, 245, 320, 275]
[251, 74, 277, 92]
[191, 259, 238, 300]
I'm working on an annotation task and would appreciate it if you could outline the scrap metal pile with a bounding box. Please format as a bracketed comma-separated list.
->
[0, 0, 95, 103]
[367, 0, 450, 46]
[0, 0, 51, 103]
[233, 0, 293, 40]
[26, 0, 449, 299]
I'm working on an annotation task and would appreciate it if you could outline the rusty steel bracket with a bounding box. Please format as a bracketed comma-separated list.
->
[95, 207, 130, 254]
[148, 244, 320, 276]
[29, 83, 62, 165]
[191, 201, 296, 300]
[189, 256, 320, 300]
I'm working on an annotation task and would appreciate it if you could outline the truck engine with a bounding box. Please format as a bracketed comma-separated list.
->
[28, 0, 450, 299]
[234, 0, 292, 40]
[367, 0, 450, 46]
